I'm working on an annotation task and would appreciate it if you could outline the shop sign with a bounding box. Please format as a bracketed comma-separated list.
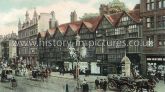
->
[147, 57, 164, 61]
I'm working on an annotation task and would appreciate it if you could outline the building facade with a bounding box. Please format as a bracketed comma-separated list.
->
[35, 1, 144, 75]
[18, 9, 58, 67]
[0, 35, 3, 60]
[1, 32, 18, 64]
[140, 0, 165, 76]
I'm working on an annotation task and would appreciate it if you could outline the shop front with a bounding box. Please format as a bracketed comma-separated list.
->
[146, 56, 165, 76]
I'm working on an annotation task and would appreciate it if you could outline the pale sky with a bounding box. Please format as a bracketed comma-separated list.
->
[0, 0, 140, 35]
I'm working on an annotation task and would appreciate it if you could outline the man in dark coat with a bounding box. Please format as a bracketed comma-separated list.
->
[95, 77, 99, 89]
[100, 79, 104, 89]
[164, 73, 165, 84]
[82, 80, 89, 92]
[103, 79, 108, 92]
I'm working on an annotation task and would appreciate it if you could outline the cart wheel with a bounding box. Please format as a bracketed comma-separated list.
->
[121, 85, 130, 92]
[108, 81, 116, 89]
[130, 85, 136, 92]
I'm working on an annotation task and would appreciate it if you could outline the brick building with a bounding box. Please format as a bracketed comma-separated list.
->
[140, 0, 165, 75]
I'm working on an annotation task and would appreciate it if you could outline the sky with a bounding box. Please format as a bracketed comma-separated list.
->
[0, 0, 140, 35]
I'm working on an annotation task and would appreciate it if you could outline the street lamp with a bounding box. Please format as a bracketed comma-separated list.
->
[68, 34, 87, 89]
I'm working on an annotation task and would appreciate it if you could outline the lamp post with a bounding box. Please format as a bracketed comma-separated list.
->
[68, 34, 87, 89]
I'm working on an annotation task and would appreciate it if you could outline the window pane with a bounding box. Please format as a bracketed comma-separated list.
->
[151, 3, 154, 9]
[147, 18, 151, 22]
[151, 0, 154, 2]
[147, 4, 150, 10]
[163, 0, 165, 7]
[159, 1, 162, 8]
[159, 41, 162, 46]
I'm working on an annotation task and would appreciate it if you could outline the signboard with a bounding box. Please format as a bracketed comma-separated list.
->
[91, 62, 100, 74]
[147, 57, 165, 61]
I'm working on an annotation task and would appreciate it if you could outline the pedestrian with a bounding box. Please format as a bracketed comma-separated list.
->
[95, 77, 100, 89]
[103, 79, 107, 92]
[65, 84, 69, 92]
[85, 68, 88, 77]
[82, 79, 89, 92]
[164, 73, 165, 84]
[62, 68, 65, 76]
[100, 79, 104, 89]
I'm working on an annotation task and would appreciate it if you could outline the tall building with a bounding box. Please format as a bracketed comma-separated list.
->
[18, 9, 58, 67]
[1, 32, 18, 64]
[99, 0, 128, 15]
[0, 35, 3, 60]
[140, 0, 165, 75]
[70, 11, 77, 22]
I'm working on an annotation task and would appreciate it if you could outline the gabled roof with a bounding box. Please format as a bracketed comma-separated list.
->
[47, 28, 56, 36]
[104, 9, 140, 27]
[83, 22, 93, 29]
[69, 21, 82, 32]
[105, 12, 124, 26]
[58, 24, 68, 34]
[82, 16, 102, 32]
[126, 9, 140, 23]
[53, 29, 63, 37]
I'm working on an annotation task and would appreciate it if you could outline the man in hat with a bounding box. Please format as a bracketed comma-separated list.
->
[95, 77, 100, 89]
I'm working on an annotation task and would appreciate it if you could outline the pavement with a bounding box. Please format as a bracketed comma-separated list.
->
[50, 72, 113, 92]
[51, 72, 107, 83]
[1, 71, 165, 92]
[51, 72, 165, 92]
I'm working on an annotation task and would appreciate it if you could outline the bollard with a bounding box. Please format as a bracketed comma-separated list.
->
[66, 84, 69, 92]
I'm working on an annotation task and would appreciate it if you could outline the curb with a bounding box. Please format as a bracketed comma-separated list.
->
[51, 75, 95, 83]
[51, 75, 74, 79]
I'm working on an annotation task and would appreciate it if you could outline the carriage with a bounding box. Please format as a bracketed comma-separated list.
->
[107, 67, 157, 92]
[108, 75, 156, 92]
[30, 69, 49, 81]
[0, 69, 13, 82]
[108, 75, 136, 92]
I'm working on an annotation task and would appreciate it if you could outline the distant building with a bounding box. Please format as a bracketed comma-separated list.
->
[0, 35, 3, 60]
[99, 0, 128, 15]
[70, 11, 78, 23]
[1, 32, 18, 64]
[18, 9, 58, 67]
[80, 13, 99, 20]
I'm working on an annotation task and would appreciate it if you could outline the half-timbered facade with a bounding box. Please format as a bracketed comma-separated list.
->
[78, 18, 101, 74]
[62, 23, 80, 71]
[95, 15, 112, 75]
[107, 10, 142, 74]
[95, 9, 142, 75]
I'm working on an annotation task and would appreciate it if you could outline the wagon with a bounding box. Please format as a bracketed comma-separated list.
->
[1, 69, 13, 82]
[108, 75, 136, 92]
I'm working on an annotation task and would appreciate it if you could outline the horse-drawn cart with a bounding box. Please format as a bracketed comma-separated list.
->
[108, 75, 136, 92]
[135, 79, 155, 92]
[107, 75, 156, 92]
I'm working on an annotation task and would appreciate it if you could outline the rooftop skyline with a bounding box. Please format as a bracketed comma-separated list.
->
[0, 0, 139, 35]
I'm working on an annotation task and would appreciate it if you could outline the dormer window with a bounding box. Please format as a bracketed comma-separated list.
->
[121, 16, 129, 22]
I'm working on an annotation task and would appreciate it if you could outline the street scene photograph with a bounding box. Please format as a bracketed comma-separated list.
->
[0, 0, 165, 92]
